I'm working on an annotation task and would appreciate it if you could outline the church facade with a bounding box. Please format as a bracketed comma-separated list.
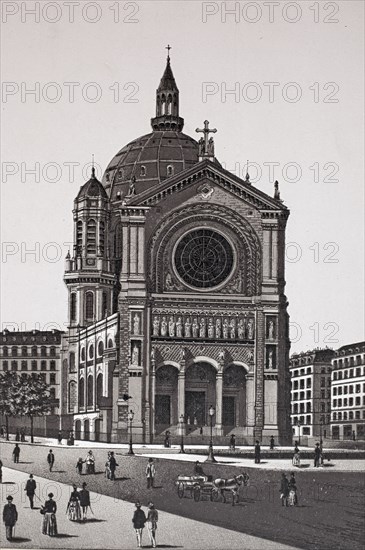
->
[62, 53, 292, 444]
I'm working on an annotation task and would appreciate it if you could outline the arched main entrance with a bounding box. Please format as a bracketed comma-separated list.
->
[84, 419, 90, 440]
[185, 362, 216, 428]
[223, 364, 247, 431]
[155, 365, 178, 431]
[75, 419, 81, 440]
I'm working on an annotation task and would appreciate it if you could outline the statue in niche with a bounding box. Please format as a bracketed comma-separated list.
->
[184, 317, 192, 338]
[219, 350, 225, 362]
[153, 316, 160, 337]
[223, 319, 229, 339]
[131, 344, 139, 365]
[180, 347, 186, 360]
[192, 318, 199, 338]
[230, 318, 236, 339]
[238, 319, 245, 339]
[268, 349, 273, 369]
[247, 318, 254, 339]
[161, 316, 168, 337]
[127, 176, 136, 196]
[268, 320, 275, 339]
[165, 272, 175, 291]
[150, 347, 155, 361]
[168, 316, 175, 337]
[199, 317, 206, 338]
[215, 318, 222, 339]
[248, 350, 254, 363]
[176, 317, 183, 338]
[208, 318, 214, 338]
[133, 313, 140, 335]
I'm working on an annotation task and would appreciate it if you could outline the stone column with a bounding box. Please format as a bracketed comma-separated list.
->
[150, 354, 156, 436]
[254, 310, 265, 441]
[177, 363, 185, 420]
[215, 371, 223, 435]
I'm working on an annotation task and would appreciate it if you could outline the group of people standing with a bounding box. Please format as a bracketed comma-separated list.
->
[66, 483, 91, 522]
[132, 501, 159, 548]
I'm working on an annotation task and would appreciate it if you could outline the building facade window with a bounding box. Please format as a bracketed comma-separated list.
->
[50, 360, 56, 371]
[31, 361, 37, 371]
[86, 219, 97, 255]
[85, 292, 94, 320]
[70, 293, 77, 322]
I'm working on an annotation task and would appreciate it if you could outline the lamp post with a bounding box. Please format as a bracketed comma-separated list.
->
[297, 421, 301, 445]
[179, 414, 185, 454]
[205, 405, 217, 463]
[128, 409, 134, 455]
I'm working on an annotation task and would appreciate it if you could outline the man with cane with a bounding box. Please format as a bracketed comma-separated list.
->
[25, 474, 37, 509]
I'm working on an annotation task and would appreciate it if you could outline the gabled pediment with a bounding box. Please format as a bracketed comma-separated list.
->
[128, 159, 288, 213]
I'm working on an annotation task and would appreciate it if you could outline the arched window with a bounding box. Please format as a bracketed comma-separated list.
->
[81, 347, 85, 362]
[108, 338, 114, 348]
[68, 381, 77, 413]
[22, 346, 27, 357]
[3, 347, 8, 357]
[98, 341, 104, 357]
[102, 291, 108, 318]
[70, 293, 77, 322]
[41, 360, 47, 370]
[69, 352, 75, 372]
[85, 292, 94, 320]
[21, 361, 27, 371]
[87, 219, 97, 255]
[89, 344, 94, 359]
[79, 378, 85, 408]
[161, 94, 166, 114]
[140, 165, 146, 177]
[99, 221, 105, 255]
[87, 375, 94, 407]
[32, 346, 37, 357]
[41, 346, 47, 356]
[167, 94, 172, 115]
[31, 361, 37, 371]
[50, 347, 56, 357]
[167, 165, 174, 177]
[96, 374, 103, 407]
[12, 347, 18, 357]
[11, 361, 17, 371]
[76, 220, 83, 254]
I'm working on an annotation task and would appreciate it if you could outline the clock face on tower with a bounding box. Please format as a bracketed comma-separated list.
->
[173, 228, 234, 289]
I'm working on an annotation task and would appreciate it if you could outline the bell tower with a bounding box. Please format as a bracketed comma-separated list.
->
[64, 167, 115, 328]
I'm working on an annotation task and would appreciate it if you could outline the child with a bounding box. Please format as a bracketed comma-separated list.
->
[76, 457, 84, 475]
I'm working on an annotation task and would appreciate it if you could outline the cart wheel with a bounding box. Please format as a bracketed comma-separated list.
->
[193, 485, 201, 502]
[211, 488, 220, 502]
[177, 482, 185, 499]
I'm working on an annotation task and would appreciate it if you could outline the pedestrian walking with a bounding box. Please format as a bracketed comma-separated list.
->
[66, 485, 81, 522]
[25, 474, 37, 509]
[20, 427, 26, 442]
[270, 436, 275, 450]
[79, 482, 90, 521]
[3, 495, 18, 541]
[132, 501, 146, 548]
[146, 458, 156, 489]
[292, 443, 300, 467]
[254, 440, 261, 464]
[57, 431, 63, 445]
[109, 451, 118, 481]
[47, 449, 55, 472]
[12, 443, 20, 463]
[15, 428, 20, 441]
[288, 472, 298, 506]
[85, 450, 95, 474]
[314, 443, 321, 467]
[41, 492, 57, 536]
[147, 502, 158, 548]
[279, 473, 289, 507]
[230, 434, 236, 451]
[76, 457, 84, 475]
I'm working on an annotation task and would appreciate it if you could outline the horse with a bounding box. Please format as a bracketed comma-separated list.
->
[213, 473, 250, 505]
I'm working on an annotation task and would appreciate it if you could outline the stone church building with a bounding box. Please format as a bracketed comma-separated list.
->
[62, 52, 292, 444]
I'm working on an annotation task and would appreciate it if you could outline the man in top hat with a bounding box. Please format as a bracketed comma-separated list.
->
[25, 474, 37, 509]
[79, 482, 91, 521]
[3, 495, 18, 541]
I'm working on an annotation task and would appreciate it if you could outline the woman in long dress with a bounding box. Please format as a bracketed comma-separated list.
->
[85, 450, 95, 474]
[41, 492, 58, 536]
[66, 485, 81, 522]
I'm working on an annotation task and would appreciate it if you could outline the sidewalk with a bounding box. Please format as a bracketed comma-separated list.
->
[0, 467, 300, 550]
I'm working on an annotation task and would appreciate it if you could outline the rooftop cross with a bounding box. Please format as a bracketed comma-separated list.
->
[195, 120, 217, 156]
[165, 44, 172, 61]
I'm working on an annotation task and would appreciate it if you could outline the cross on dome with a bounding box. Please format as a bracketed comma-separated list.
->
[165, 44, 172, 61]
[196, 120, 217, 157]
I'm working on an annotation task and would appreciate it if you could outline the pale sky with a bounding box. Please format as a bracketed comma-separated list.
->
[1, 0, 364, 353]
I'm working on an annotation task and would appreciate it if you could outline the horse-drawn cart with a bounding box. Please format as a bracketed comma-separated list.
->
[175, 475, 220, 502]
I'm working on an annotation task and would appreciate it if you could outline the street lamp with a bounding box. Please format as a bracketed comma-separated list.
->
[179, 414, 185, 454]
[128, 409, 135, 455]
[297, 421, 301, 445]
[205, 405, 217, 463]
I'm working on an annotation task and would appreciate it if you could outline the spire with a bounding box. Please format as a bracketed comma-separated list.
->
[151, 46, 184, 132]
[91, 155, 95, 178]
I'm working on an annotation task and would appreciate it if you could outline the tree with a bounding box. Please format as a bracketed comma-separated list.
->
[0, 372, 20, 440]
[13, 374, 53, 443]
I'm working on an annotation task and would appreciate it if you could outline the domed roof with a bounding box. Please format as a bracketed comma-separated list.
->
[102, 130, 199, 201]
[77, 168, 108, 200]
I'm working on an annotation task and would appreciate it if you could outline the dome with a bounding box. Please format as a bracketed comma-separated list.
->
[77, 168, 108, 200]
[102, 130, 199, 201]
